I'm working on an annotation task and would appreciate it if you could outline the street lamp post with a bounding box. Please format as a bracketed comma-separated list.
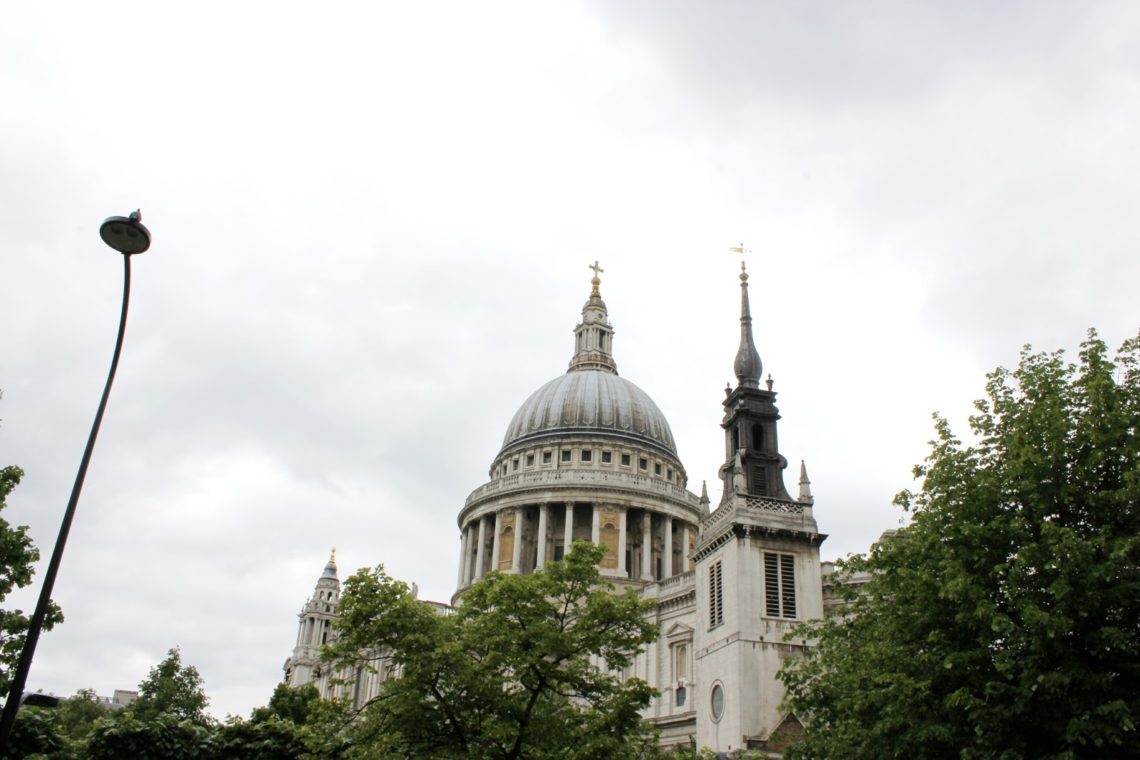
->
[0, 211, 151, 752]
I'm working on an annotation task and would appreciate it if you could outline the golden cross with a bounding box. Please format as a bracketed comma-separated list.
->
[589, 260, 604, 278]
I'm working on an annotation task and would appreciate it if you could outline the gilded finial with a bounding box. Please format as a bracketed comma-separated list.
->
[589, 260, 604, 296]
[330, 547, 336, 563]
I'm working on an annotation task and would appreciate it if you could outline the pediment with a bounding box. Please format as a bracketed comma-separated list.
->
[665, 622, 694, 641]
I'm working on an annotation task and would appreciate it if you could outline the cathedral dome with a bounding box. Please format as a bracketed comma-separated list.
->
[500, 369, 677, 457]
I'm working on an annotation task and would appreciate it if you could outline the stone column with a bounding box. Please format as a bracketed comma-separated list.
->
[511, 507, 524, 573]
[617, 508, 628, 576]
[680, 523, 690, 573]
[663, 515, 674, 578]
[492, 511, 502, 572]
[563, 503, 574, 557]
[457, 526, 469, 587]
[536, 503, 549, 570]
[641, 511, 653, 580]
[591, 503, 600, 545]
[475, 516, 487, 580]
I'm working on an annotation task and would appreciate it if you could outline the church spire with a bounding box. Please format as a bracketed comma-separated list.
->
[718, 251, 792, 505]
[568, 261, 618, 374]
[733, 261, 762, 388]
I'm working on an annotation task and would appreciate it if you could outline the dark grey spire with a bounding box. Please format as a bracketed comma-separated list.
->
[733, 262, 762, 388]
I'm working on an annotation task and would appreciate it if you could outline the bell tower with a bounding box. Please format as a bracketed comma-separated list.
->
[693, 254, 826, 752]
[283, 549, 341, 696]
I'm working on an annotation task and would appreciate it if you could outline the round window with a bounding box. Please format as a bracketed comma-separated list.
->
[710, 683, 725, 722]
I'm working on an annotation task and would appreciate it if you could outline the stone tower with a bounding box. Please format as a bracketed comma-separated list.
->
[283, 550, 341, 694]
[692, 262, 826, 751]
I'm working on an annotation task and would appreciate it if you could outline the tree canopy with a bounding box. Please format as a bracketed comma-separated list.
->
[130, 646, 210, 725]
[0, 464, 63, 694]
[249, 682, 322, 726]
[780, 331, 1140, 759]
[324, 541, 659, 760]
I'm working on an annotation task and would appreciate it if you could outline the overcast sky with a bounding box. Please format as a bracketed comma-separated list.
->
[2, 1, 1137, 718]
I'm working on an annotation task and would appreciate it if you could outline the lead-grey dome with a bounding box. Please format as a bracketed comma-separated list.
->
[501, 370, 678, 456]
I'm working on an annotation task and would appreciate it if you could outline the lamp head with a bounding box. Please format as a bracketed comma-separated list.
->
[99, 210, 151, 255]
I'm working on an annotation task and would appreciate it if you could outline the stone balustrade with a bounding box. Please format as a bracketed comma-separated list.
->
[465, 468, 700, 508]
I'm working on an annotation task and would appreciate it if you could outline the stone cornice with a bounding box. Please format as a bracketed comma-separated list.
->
[695, 523, 827, 562]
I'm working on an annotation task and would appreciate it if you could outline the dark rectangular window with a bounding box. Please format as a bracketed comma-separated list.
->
[639, 457, 648, 470]
[621, 454, 631, 466]
[764, 552, 796, 619]
[543, 451, 552, 464]
[750, 464, 768, 496]
[654, 463, 662, 475]
[526, 454, 535, 467]
[601, 451, 612, 464]
[709, 560, 724, 628]
[561, 450, 572, 463]
[581, 450, 592, 462]
[512, 458, 519, 471]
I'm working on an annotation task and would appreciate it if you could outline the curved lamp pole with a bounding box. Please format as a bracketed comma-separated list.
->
[0, 211, 151, 751]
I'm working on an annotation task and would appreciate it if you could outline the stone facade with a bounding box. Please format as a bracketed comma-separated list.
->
[284, 264, 837, 754]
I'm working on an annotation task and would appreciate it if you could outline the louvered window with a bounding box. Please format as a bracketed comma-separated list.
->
[764, 552, 796, 619]
[709, 560, 724, 628]
[750, 464, 768, 496]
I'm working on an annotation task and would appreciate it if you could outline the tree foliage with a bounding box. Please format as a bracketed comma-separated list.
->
[0, 465, 63, 693]
[324, 541, 659, 759]
[249, 682, 321, 726]
[54, 688, 110, 746]
[8, 705, 66, 759]
[780, 331, 1140, 759]
[86, 711, 214, 760]
[130, 647, 210, 725]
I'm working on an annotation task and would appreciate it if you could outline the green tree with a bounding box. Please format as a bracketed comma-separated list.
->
[8, 705, 65, 759]
[55, 688, 110, 747]
[780, 331, 1140, 759]
[85, 711, 213, 760]
[249, 682, 321, 726]
[130, 647, 210, 725]
[0, 465, 63, 693]
[324, 541, 659, 759]
[212, 716, 309, 760]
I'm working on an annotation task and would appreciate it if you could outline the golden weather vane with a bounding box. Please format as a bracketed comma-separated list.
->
[728, 242, 751, 273]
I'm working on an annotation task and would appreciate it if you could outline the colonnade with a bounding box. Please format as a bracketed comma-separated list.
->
[457, 503, 695, 589]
